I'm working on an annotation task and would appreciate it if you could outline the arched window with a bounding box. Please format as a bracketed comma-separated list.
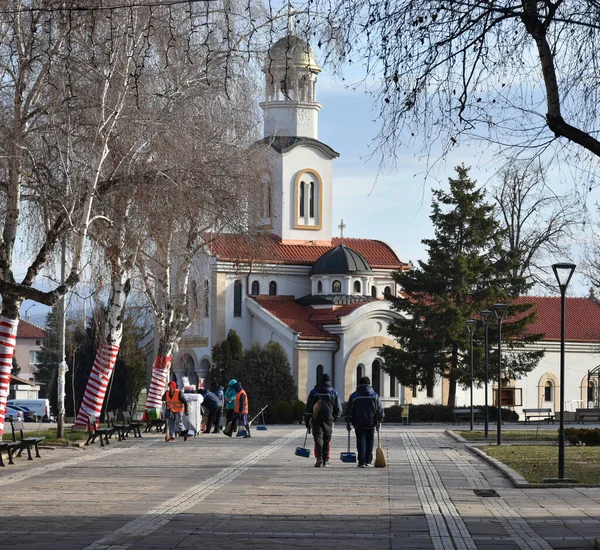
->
[353, 280, 361, 293]
[316, 364, 324, 381]
[309, 182, 315, 218]
[384, 286, 391, 297]
[233, 280, 242, 317]
[372, 359, 381, 396]
[371, 285, 377, 298]
[299, 182, 305, 217]
[390, 374, 396, 398]
[317, 281, 323, 293]
[589, 381, 597, 404]
[356, 364, 364, 382]
[251, 281, 260, 296]
[269, 281, 277, 296]
[204, 280, 210, 317]
[332, 280, 341, 293]
[544, 380, 553, 402]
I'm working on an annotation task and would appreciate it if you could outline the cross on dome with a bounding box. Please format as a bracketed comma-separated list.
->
[338, 219, 346, 242]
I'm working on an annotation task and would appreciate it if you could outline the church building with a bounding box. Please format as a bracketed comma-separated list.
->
[172, 34, 413, 405]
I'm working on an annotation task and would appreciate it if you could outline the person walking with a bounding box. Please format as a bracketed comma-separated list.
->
[162, 381, 189, 442]
[223, 379, 237, 434]
[345, 376, 384, 467]
[202, 389, 224, 433]
[305, 373, 342, 467]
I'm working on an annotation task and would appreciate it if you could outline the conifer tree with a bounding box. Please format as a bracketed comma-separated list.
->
[380, 165, 543, 406]
[210, 330, 243, 388]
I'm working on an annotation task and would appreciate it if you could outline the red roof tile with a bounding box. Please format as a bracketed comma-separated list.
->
[206, 232, 406, 269]
[254, 296, 365, 340]
[17, 320, 45, 339]
[515, 296, 600, 343]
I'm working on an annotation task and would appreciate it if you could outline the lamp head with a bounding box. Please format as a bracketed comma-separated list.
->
[492, 302, 507, 322]
[552, 262, 576, 290]
[466, 319, 477, 334]
[479, 309, 493, 325]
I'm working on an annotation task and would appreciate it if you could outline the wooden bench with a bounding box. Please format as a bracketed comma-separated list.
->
[145, 409, 165, 433]
[0, 439, 20, 466]
[10, 421, 45, 460]
[123, 413, 143, 439]
[576, 408, 600, 423]
[452, 408, 483, 425]
[107, 411, 129, 441]
[522, 408, 555, 424]
[84, 415, 115, 447]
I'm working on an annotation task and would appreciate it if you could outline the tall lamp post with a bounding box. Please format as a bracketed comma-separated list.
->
[466, 320, 477, 431]
[480, 310, 493, 439]
[493, 303, 507, 445]
[552, 262, 576, 480]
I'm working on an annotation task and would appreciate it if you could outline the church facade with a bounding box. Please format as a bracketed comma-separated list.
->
[170, 34, 414, 405]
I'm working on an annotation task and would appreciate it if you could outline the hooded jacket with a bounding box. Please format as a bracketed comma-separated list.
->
[202, 391, 223, 411]
[224, 379, 237, 410]
[305, 382, 342, 422]
[345, 384, 384, 429]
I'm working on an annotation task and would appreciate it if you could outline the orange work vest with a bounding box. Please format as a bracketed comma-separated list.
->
[234, 389, 248, 415]
[166, 389, 184, 413]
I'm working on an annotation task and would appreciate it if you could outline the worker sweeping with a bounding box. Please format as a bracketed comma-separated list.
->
[224, 381, 250, 438]
[344, 376, 384, 467]
[162, 381, 189, 442]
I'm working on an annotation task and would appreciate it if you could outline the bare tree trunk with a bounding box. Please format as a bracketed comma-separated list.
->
[74, 270, 130, 425]
[145, 346, 175, 411]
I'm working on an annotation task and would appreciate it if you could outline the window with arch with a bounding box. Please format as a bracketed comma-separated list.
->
[332, 280, 342, 293]
[356, 364, 364, 382]
[251, 281, 260, 296]
[204, 280, 210, 317]
[269, 281, 277, 296]
[384, 286, 391, 297]
[371, 285, 377, 298]
[296, 171, 321, 228]
[390, 374, 396, 398]
[233, 280, 242, 317]
[316, 364, 324, 381]
[544, 380, 553, 402]
[353, 280, 361, 293]
[317, 280, 323, 293]
[589, 381, 597, 404]
[372, 359, 381, 396]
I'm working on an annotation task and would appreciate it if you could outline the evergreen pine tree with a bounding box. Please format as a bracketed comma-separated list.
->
[380, 165, 543, 406]
[210, 329, 243, 387]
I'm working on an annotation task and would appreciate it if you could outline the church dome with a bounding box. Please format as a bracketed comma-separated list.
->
[265, 35, 321, 73]
[311, 244, 372, 275]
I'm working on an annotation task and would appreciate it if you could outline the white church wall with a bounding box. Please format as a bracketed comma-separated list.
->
[248, 272, 311, 299]
[280, 146, 333, 243]
[304, 350, 333, 395]
[223, 273, 253, 348]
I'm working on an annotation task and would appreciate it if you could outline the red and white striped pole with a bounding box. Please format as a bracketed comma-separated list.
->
[74, 342, 120, 426]
[145, 355, 172, 410]
[0, 317, 18, 436]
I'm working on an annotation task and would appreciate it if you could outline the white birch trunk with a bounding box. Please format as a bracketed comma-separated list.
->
[0, 317, 19, 435]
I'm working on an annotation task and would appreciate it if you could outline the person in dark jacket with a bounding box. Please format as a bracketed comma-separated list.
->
[202, 390, 224, 433]
[345, 376, 384, 467]
[305, 373, 342, 467]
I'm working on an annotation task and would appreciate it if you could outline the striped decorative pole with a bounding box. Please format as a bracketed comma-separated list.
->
[74, 342, 120, 426]
[0, 317, 19, 436]
[145, 355, 172, 410]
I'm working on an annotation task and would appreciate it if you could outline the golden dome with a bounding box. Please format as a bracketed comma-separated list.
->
[264, 35, 321, 73]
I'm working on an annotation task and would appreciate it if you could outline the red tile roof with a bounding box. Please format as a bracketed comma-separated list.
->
[17, 320, 45, 339]
[254, 296, 364, 340]
[206, 232, 406, 269]
[515, 296, 600, 343]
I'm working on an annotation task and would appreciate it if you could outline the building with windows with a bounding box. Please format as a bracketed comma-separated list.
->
[166, 33, 412, 405]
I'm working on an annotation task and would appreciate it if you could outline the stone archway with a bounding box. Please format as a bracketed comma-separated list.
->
[344, 336, 399, 399]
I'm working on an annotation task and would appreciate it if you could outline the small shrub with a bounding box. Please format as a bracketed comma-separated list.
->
[270, 400, 294, 424]
[293, 399, 306, 424]
[565, 428, 580, 446]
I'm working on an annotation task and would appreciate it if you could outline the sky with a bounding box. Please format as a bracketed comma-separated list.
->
[315, 68, 597, 299]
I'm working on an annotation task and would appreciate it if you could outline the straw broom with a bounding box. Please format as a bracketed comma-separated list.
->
[374, 427, 387, 468]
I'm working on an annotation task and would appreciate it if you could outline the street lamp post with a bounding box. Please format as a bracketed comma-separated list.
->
[552, 262, 576, 480]
[480, 310, 494, 439]
[493, 303, 507, 445]
[466, 320, 477, 431]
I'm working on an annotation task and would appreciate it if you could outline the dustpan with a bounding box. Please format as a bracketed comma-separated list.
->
[340, 428, 357, 463]
[250, 406, 268, 431]
[295, 427, 311, 458]
[236, 429, 247, 437]
[374, 428, 387, 468]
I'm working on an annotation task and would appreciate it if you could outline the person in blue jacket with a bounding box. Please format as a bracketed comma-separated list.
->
[305, 373, 342, 468]
[345, 376, 385, 468]
[202, 389, 224, 433]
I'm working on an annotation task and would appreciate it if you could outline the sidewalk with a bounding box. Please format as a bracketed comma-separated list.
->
[1, 425, 599, 549]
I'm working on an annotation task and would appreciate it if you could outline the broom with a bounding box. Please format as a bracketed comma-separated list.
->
[374, 426, 387, 468]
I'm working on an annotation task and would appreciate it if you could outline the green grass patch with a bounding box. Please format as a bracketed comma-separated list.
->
[22, 427, 89, 444]
[456, 430, 557, 442]
[483, 445, 600, 484]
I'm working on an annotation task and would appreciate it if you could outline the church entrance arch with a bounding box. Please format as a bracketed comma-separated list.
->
[343, 336, 399, 400]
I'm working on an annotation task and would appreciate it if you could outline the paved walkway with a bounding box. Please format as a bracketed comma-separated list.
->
[1, 425, 599, 549]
